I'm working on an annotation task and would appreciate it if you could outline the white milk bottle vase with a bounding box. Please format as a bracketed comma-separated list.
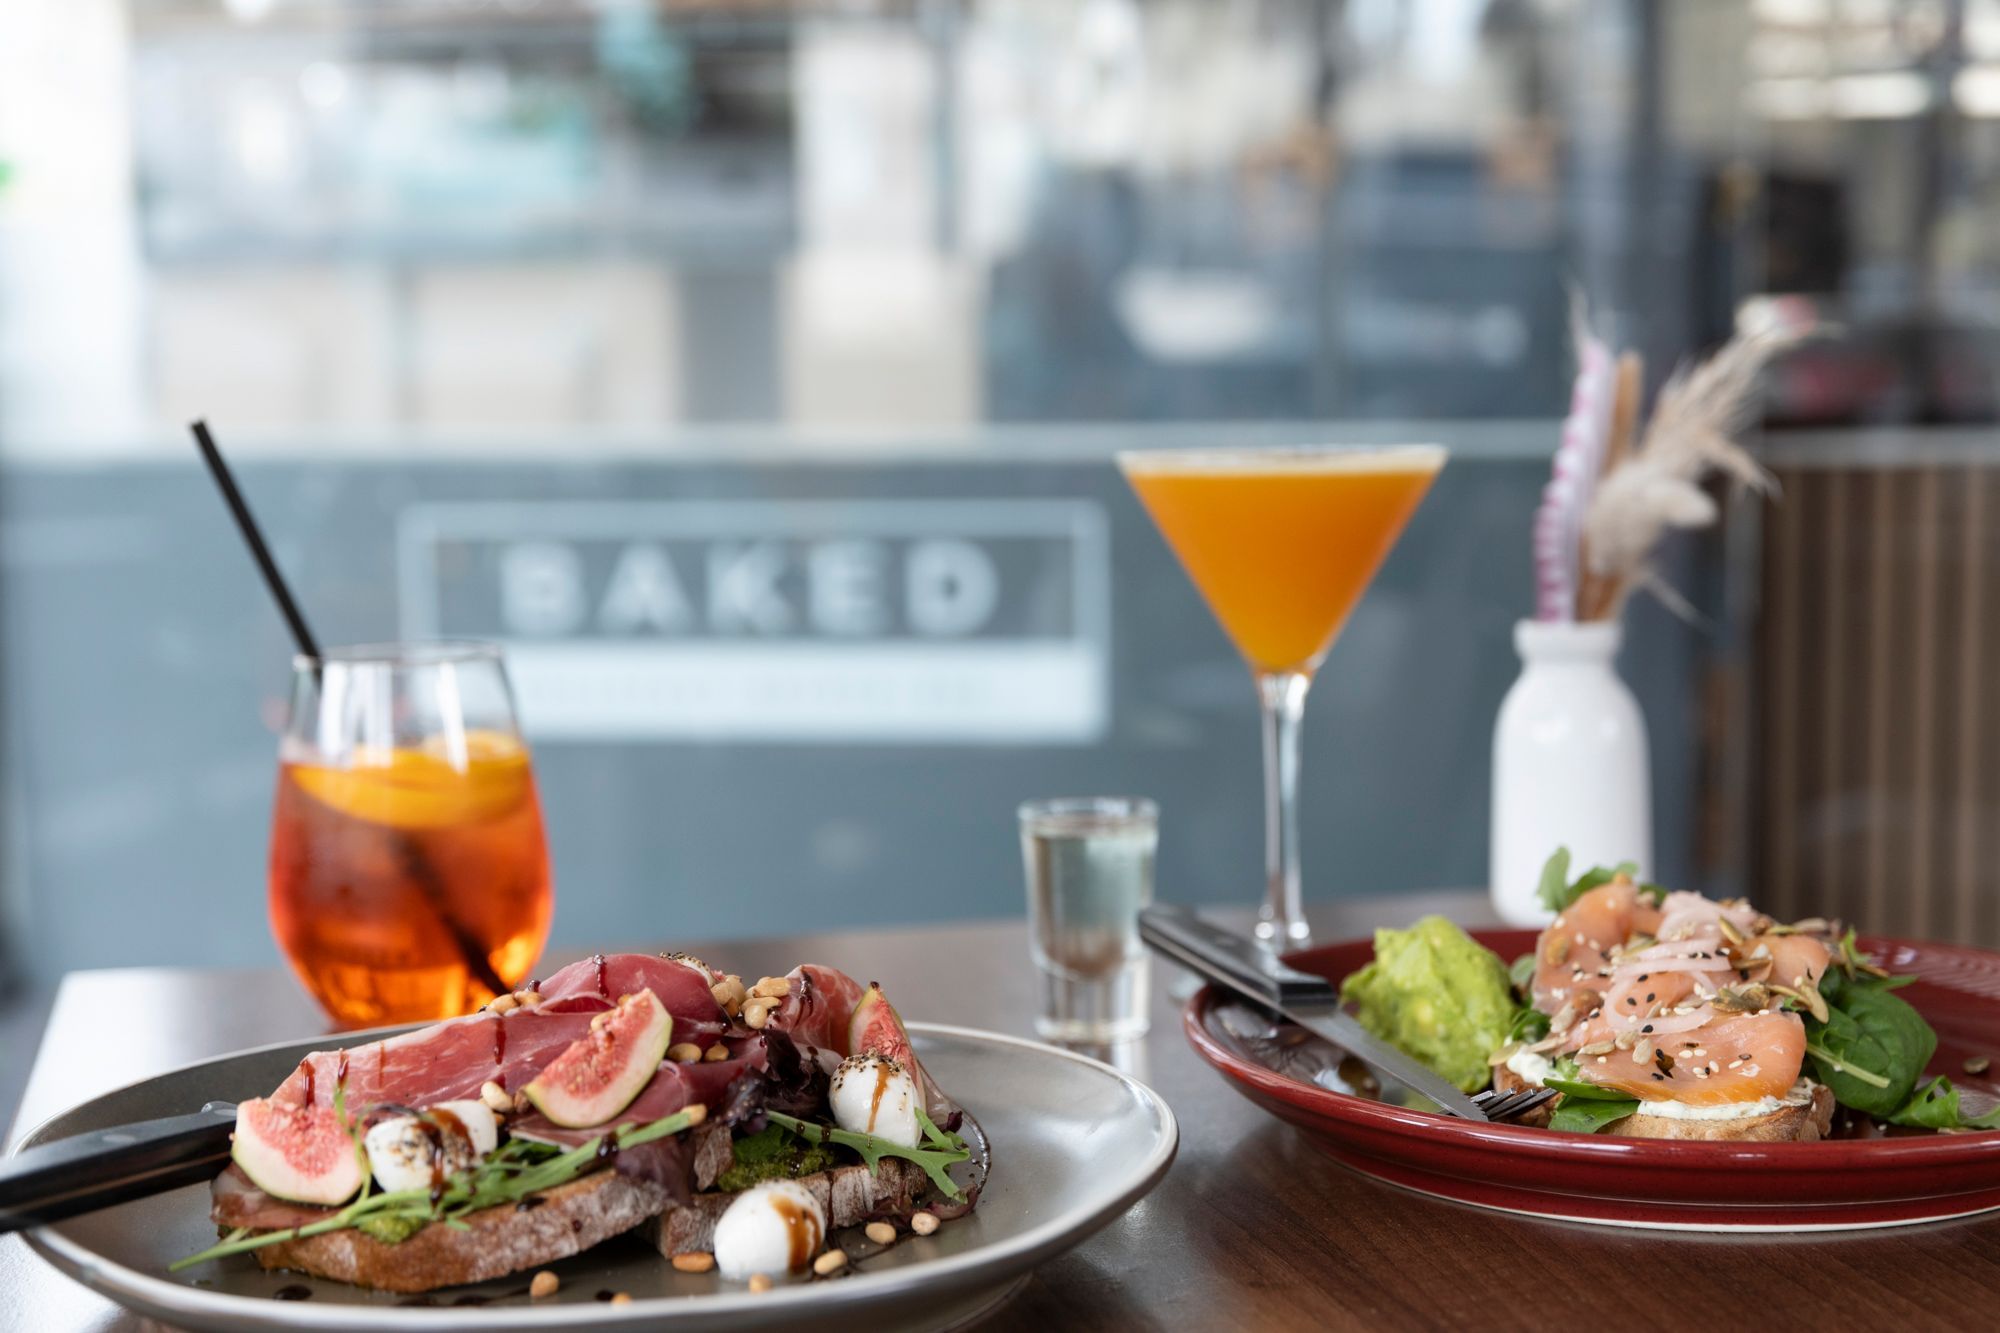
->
[1489, 619, 1652, 926]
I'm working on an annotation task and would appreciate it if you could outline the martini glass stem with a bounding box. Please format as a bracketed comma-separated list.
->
[1256, 670, 1312, 948]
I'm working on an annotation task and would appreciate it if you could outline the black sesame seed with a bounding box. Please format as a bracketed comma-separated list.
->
[1646, 992, 1656, 1002]
[1641, 1024, 1654, 1033]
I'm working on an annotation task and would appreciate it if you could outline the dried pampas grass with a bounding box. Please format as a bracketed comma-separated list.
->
[1575, 322, 1810, 621]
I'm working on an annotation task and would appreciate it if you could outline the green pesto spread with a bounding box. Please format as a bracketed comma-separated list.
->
[714, 1125, 838, 1193]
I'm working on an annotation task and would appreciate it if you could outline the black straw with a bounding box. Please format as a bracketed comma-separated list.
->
[190, 420, 322, 662]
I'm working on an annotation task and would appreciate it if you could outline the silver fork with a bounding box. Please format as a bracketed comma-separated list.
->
[1471, 1086, 1558, 1122]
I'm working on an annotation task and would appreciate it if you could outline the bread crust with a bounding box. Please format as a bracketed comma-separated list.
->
[1493, 1065, 1836, 1142]
[249, 1171, 670, 1293]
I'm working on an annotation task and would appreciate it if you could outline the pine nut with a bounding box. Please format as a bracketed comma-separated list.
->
[703, 1042, 729, 1062]
[518, 990, 543, 1007]
[751, 976, 791, 999]
[812, 1248, 847, 1276]
[864, 1221, 896, 1245]
[742, 999, 775, 1030]
[609, 1292, 632, 1305]
[711, 976, 748, 1015]
[479, 1080, 511, 1112]
[683, 1103, 708, 1126]
[666, 1043, 704, 1064]
[529, 1270, 559, 1298]
[748, 1274, 773, 1294]
[488, 993, 519, 1015]
[671, 1252, 715, 1274]
[910, 1211, 939, 1236]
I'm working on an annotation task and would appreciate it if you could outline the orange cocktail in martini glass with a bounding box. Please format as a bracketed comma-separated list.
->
[1118, 445, 1445, 947]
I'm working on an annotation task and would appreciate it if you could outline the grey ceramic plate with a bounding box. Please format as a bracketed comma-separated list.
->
[20, 1023, 1176, 1332]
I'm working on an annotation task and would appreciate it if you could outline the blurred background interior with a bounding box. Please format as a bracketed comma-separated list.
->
[1, 0, 1996, 1082]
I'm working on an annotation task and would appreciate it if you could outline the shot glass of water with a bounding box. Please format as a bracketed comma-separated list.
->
[1018, 797, 1158, 1044]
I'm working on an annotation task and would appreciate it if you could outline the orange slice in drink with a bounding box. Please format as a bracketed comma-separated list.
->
[290, 731, 532, 830]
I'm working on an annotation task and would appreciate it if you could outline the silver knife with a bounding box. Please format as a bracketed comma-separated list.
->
[1139, 904, 1489, 1119]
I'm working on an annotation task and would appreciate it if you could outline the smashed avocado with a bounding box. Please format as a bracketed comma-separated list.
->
[715, 1124, 838, 1192]
[1338, 915, 1514, 1093]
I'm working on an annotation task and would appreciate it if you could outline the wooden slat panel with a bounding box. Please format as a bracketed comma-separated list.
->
[1755, 463, 2000, 945]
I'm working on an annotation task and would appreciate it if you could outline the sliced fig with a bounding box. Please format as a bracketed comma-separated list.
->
[231, 1097, 366, 1206]
[847, 982, 914, 1064]
[523, 988, 673, 1128]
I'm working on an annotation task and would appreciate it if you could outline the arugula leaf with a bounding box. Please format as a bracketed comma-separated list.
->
[1549, 1096, 1639, 1133]
[1803, 976, 1935, 1117]
[1534, 847, 1642, 914]
[765, 1106, 972, 1202]
[1886, 1076, 2000, 1131]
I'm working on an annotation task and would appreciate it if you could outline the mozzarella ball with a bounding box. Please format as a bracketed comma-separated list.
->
[712, 1180, 826, 1280]
[362, 1102, 498, 1194]
[828, 1053, 921, 1148]
[429, 1101, 499, 1156]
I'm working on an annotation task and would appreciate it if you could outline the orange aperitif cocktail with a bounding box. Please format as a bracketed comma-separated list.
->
[1119, 446, 1444, 945]
[269, 644, 552, 1026]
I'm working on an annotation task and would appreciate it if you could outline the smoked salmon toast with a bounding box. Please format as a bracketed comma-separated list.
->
[1345, 848, 1999, 1138]
[1494, 875, 1837, 1139]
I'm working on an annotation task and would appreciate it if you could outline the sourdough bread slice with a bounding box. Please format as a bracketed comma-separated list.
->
[1616, 1082, 1835, 1141]
[249, 1170, 670, 1293]
[1492, 1064, 1836, 1141]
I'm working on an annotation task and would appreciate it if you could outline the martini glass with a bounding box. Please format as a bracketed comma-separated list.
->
[1118, 445, 1446, 948]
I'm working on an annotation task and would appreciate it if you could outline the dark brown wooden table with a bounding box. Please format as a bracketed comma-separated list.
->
[7, 896, 1997, 1331]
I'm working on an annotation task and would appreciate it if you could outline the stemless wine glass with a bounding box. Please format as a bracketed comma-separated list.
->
[1118, 445, 1445, 947]
[267, 642, 553, 1026]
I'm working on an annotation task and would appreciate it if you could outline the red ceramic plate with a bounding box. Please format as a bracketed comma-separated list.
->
[1186, 929, 2000, 1230]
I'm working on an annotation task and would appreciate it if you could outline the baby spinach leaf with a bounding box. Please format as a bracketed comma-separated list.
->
[1543, 1075, 1635, 1102]
[1509, 953, 1537, 992]
[1505, 1006, 1550, 1045]
[1549, 1095, 1639, 1134]
[1535, 849, 1573, 913]
[1804, 977, 1935, 1117]
[1534, 847, 1642, 914]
